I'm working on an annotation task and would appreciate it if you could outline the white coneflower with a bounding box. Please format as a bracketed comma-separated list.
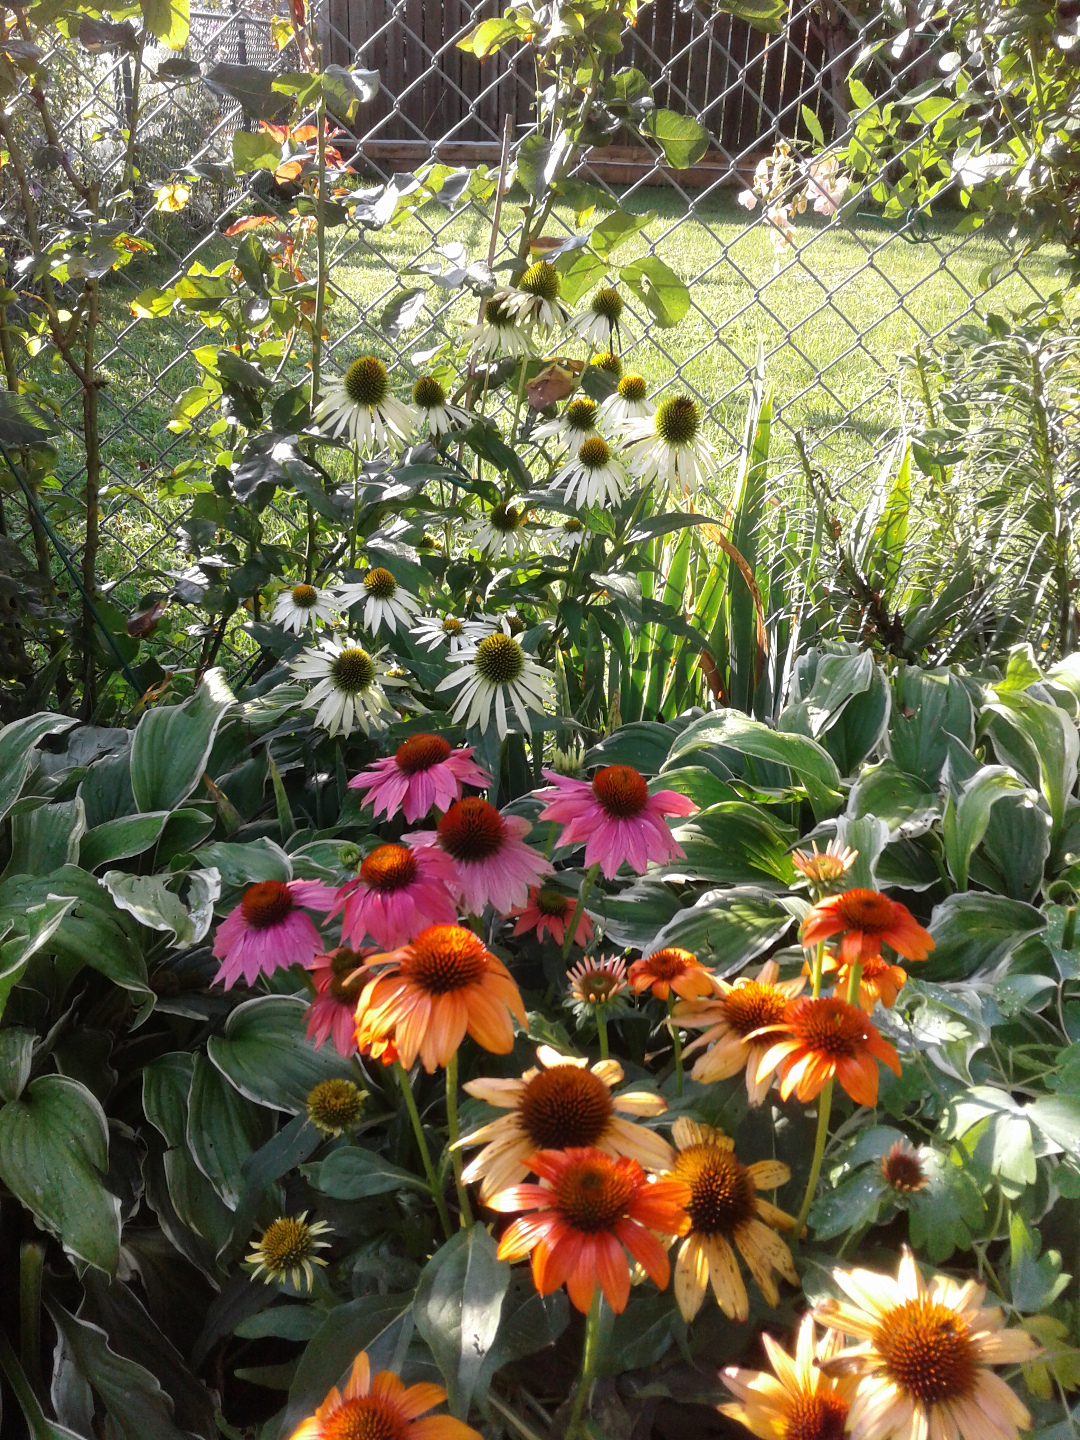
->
[468, 501, 531, 560]
[567, 285, 625, 348]
[462, 297, 532, 361]
[411, 375, 471, 439]
[436, 631, 554, 738]
[497, 260, 571, 334]
[532, 395, 602, 454]
[246, 1213, 332, 1291]
[600, 372, 655, 428]
[411, 613, 471, 654]
[556, 517, 587, 552]
[290, 636, 401, 737]
[622, 393, 715, 496]
[314, 355, 418, 454]
[270, 583, 340, 634]
[553, 434, 627, 510]
[336, 568, 419, 635]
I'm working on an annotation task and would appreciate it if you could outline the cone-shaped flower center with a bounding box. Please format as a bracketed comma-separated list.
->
[655, 394, 701, 445]
[307, 1078, 366, 1135]
[396, 732, 452, 774]
[401, 924, 487, 993]
[438, 797, 506, 861]
[874, 1299, 978, 1404]
[571, 960, 625, 1005]
[442, 617, 463, 635]
[520, 1065, 614, 1149]
[241, 880, 294, 930]
[592, 350, 622, 376]
[360, 843, 419, 893]
[721, 980, 788, 1037]
[475, 632, 525, 686]
[535, 887, 570, 917]
[412, 374, 446, 408]
[788, 997, 868, 1058]
[882, 1142, 928, 1193]
[484, 297, 513, 327]
[520, 259, 561, 300]
[578, 435, 611, 469]
[564, 519, 584, 534]
[254, 1216, 319, 1272]
[330, 646, 376, 694]
[591, 764, 649, 818]
[552, 1153, 636, 1232]
[328, 948, 370, 1003]
[364, 567, 397, 599]
[320, 1395, 407, 1440]
[490, 501, 523, 534]
[673, 1143, 757, 1236]
[291, 583, 318, 608]
[618, 374, 648, 402]
[344, 355, 389, 407]
[784, 1393, 850, 1440]
[644, 947, 696, 981]
[592, 286, 623, 321]
[565, 397, 598, 433]
[830, 888, 899, 935]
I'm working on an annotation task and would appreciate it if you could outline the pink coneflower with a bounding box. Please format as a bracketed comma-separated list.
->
[330, 842, 459, 948]
[535, 765, 697, 878]
[408, 796, 553, 915]
[348, 733, 491, 824]
[305, 946, 378, 1057]
[510, 885, 594, 948]
[212, 879, 335, 989]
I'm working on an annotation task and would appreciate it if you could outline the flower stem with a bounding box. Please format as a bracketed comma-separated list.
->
[565, 1288, 602, 1439]
[667, 994, 684, 1097]
[596, 1011, 609, 1061]
[562, 862, 600, 962]
[396, 1061, 453, 1241]
[845, 961, 863, 1007]
[810, 940, 825, 998]
[444, 1051, 474, 1228]
[792, 1078, 833, 1244]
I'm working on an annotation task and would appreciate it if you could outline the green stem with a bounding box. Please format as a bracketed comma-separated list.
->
[596, 1011, 609, 1062]
[845, 961, 863, 1007]
[562, 862, 600, 961]
[667, 994, 683, 1097]
[793, 1079, 833, 1243]
[19, 1242, 44, 1396]
[396, 1061, 453, 1241]
[565, 1288, 602, 1439]
[811, 940, 825, 998]
[1063, 905, 1077, 951]
[444, 1050, 473, 1228]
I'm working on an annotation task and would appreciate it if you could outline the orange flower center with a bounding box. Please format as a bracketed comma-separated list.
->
[400, 925, 487, 994]
[591, 764, 649, 819]
[672, 1143, 756, 1236]
[644, 947, 695, 981]
[359, 844, 419, 893]
[519, 1066, 614, 1149]
[788, 998, 868, 1058]
[873, 1299, 978, 1405]
[396, 733, 452, 774]
[552, 1154, 635, 1233]
[783, 1392, 849, 1440]
[291, 583, 318, 607]
[720, 981, 788, 1037]
[320, 1396, 406, 1440]
[328, 948, 370, 1003]
[881, 1143, 928, 1194]
[535, 888, 570, 918]
[831, 888, 897, 935]
[437, 797, 506, 862]
[240, 880, 294, 930]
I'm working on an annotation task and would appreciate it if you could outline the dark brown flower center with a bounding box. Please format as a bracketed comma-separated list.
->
[256, 1216, 317, 1271]
[519, 1065, 614, 1149]
[291, 583, 318, 607]
[360, 844, 418, 893]
[344, 355, 389, 408]
[591, 764, 649, 819]
[645, 948, 695, 981]
[552, 1155, 635, 1233]
[535, 888, 570, 917]
[874, 1299, 978, 1405]
[240, 880, 294, 929]
[438, 797, 506, 862]
[882, 1143, 928, 1193]
[673, 1143, 756, 1236]
[400, 925, 487, 993]
[328, 949, 371, 1004]
[832, 889, 896, 935]
[396, 732, 453, 774]
[789, 998, 868, 1059]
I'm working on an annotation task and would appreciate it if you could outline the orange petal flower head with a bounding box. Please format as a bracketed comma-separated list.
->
[288, 1350, 481, 1440]
[800, 888, 933, 966]
[754, 995, 902, 1107]
[675, 959, 805, 1103]
[628, 947, 714, 1002]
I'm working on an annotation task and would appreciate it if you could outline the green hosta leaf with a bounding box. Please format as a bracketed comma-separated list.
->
[619, 255, 690, 327]
[984, 691, 1080, 840]
[0, 896, 75, 1019]
[0, 1026, 33, 1102]
[665, 804, 797, 887]
[195, 837, 292, 889]
[143, 1053, 193, 1149]
[79, 811, 170, 871]
[187, 1054, 271, 1209]
[303, 1145, 428, 1199]
[413, 1227, 511, 1418]
[0, 712, 77, 824]
[130, 671, 234, 812]
[847, 760, 939, 830]
[101, 868, 220, 947]
[642, 109, 710, 169]
[587, 720, 678, 774]
[922, 892, 1045, 981]
[887, 666, 974, 785]
[644, 886, 800, 971]
[207, 995, 355, 1113]
[941, 765, 1035, 891]
[0, 1075, 120, 1272]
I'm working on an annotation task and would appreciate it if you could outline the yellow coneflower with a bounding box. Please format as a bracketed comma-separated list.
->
[247, 1213, 332, 1290]
[791, 838, 858, 893]
[720, 1314, 856, 1440]
[457, 1045, 672, 1201]
[306, 1078, 367, 1137]
[676, 959, 805, 1103]
[814, 1248, 1042, 1440]
[666, 1118, 798, 1323]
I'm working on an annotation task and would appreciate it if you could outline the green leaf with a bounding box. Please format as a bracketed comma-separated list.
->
[887, 666, 974, 785]
[665, 804, 796, 887]
[202, 63, 287, 122]
[801, 104, 825, 146]
[303, 1145, 428, 1199]
[716, 0, 785, 31]
[984, 691, 1079, 840]
[195, 837, 291, 888]
[0, 712, 77, 824]
[941, 765, 1034, 891]
[380, 287, 426, 339]
[589, 208, 655, 258]
[997, 644, 1042, 694]
[0, 1026, 33, 1102]
[139, 0, 189, 48]
[321, 64, 380, 121]
[478, 1271, 569, 1379]
[3, 797, 85, 878]
[1010, 1213, 1069, 1312]
[79, 811, 170, 871]
[809, 1170, 886, 1240]
[130, 671, 233, 812]
[207, 995, 356, 1113]
[100, 869, 218, 947]
[0, 897, 75, 1018]
[0, 1075, 120, 1272]
[619, 255, 690, 327]
[413, 1227, 510, 1419]
[906, 1151, 985, 1262]
[282, 1295, 414, 1436]
[231, 130, 280, 173]
[143, 1053, 193, 1149]
[922, 893, 1045, 981]
[642, 109, 710, 169]
[187, 1054, 271, 1209]
[594, 1289, 684, 1377]
[641, 886, 799, 970]
[1028, 1093, 1080, 1153]
[0, 389, 59, 445]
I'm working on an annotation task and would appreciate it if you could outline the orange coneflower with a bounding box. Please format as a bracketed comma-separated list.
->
[490, 1147, 690, 1314]
[666, 1119, 798, 1323]
[354, 924, 526, 1073]
[458, 1046, 673, 1201]
[287, 1350, 481, 1440]
[816, 949, 909, 1012]
[753, 996, 902, 1107]
[814, 1249, 1042, 1440]
[676, 960, 806, 1104]
[720, 1314, 856, 1440]
[800, 888, 934, 966]
[628, 946, 714, 1002]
